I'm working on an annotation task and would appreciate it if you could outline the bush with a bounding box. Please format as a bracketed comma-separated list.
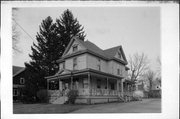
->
[67, 90, 78, 104]
[36, 89, 48, 103]
[148, 90, 161, 98]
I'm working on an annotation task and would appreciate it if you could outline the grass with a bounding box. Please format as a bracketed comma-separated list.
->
[13, 103, 86, 114]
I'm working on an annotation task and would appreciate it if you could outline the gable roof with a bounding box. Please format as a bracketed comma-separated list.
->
[83, 40, 107, 58]
[103, 46, 121, 59]
[13, 66, 25, 77]
[60, 36, 127, 64]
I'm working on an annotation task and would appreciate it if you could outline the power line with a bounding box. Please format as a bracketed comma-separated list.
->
[13, 19, 36, 42]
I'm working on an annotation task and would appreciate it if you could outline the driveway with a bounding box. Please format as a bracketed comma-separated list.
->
[71, 99, 161, 113]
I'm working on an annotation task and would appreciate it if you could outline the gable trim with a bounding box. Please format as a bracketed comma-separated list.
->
[13, 68, 25, 77]
[62, 36, 86, 57]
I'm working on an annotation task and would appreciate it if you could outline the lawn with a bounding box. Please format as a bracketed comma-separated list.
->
[13, 99, 161, 113]
[13, 103, 86, 114]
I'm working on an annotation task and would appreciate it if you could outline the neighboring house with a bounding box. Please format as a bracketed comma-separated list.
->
[13, 66, 26, 102]
[46, 37, 132, 104]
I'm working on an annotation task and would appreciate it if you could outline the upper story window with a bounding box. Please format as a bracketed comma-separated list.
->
[73, 57, 77, 70]
[97, 58, 101, 71]
[117, 69, 120, 75]
[72, 45, 78, 52]
[20, 78, 25, 84]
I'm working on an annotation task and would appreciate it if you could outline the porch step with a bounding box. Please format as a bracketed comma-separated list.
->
[51, 96, 67, 104]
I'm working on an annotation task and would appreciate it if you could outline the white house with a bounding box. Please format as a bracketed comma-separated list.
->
[46, 37, 133, 104]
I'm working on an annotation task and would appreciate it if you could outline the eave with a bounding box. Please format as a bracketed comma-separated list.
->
[56, 49, 127, 65]
[45, 68, 124, 80]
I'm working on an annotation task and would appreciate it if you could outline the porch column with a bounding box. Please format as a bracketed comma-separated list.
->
[121, 79, 124, 97]
[47, 80, 49, 90]
[107, 77, 109, 89]
[88, 73, 91, 96]
[117, 79, 119, 91]
[59, 79, 62, 91]
[71, 76, 73, 90]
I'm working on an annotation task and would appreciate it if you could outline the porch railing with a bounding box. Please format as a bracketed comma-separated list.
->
[48, 90, 62, 97]
[48, 89, 133, 97]
[78, 88, 123, 96]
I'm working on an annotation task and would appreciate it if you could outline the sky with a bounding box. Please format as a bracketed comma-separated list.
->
[13, 7, 160, 71]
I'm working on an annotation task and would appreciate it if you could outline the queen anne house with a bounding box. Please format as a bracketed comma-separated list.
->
[46, 37, 133, 104]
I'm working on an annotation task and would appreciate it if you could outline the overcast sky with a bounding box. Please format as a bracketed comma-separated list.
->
[13, 7, 160, 71]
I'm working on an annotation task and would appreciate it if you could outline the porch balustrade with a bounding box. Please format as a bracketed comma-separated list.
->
[48, 90, 62, 97]
[48, 89, 133, 97]
[78, 88, 122, 96]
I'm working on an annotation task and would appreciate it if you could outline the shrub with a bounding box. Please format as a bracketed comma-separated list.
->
[36, 89, 48, 103]
[148, 90, 161, 98]
[67, 90, 78, 104]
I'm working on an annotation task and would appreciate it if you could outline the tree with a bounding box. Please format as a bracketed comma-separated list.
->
[55, 9, 86, 56]
[24, 9, 86, 102]
[145, 70, 155, 91]
[128, 53, 149, 82]
[156, 56, 161, 86]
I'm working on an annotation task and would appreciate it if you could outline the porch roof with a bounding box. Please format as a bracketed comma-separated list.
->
[45, 68, 124, 81]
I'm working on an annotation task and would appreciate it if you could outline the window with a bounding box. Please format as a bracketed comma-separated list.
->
[83, 79, 88, 89]
[72, 45, 78, 52]
[20, 78, 25, 84]
[73, 57, 77, 70]
[117, 69, 120, 75]
[118, 52, 122, 59]
[97, 58, 101, 71]
[110, 83, 115, 90]
[13, 89, 18, 96]
[97, 79, 101, 89]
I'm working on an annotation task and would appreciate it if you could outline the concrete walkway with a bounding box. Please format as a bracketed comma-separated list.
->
[72, 99, 161, 113]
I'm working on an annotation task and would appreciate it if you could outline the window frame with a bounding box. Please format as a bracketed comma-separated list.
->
[97, 58, 101, 71]
[13, 89, 18, 96]
[72, 44, 78, 52]
[73, 57, 77, 70]
[20, 77, 25, 84]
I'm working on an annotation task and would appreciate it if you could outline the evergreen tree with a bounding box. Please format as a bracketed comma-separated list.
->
[24, 10, 86, 102]
[56, 9, 86, 55]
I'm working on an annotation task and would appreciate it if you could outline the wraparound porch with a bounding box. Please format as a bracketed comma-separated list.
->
[46, 68, 133, 104]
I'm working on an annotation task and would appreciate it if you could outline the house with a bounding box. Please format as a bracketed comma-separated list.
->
[45, 37, 133, 104]
[13, 66, 26, 102]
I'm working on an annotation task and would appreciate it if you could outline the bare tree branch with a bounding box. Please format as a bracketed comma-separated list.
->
[128, 53, 149, 82]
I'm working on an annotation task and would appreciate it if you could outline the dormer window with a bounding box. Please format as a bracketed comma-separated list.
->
[72, 44, 78, 52]
[20, 78, 25, 84]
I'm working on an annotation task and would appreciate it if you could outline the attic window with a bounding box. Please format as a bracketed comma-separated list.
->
[118, 52, 122, 59]
[73, 44, 78, 52]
